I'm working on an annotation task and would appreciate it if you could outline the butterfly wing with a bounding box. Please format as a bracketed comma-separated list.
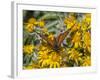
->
[38, 33, 55, 48]
[57, 25, 75, 46]
[57, 31, 69, 47]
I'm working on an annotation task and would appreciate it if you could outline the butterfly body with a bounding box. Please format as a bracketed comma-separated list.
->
[53, 39, 61, 52]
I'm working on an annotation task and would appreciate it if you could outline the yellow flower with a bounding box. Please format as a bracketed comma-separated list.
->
[48, 52, 62, 68]
[24, 17, 45, 33]
[83, 32, 91, 52]
[25, 24, 35, 32]
[24, 18, 37, 32]
[23, 45, 34, 54]
[38, 20, 45, 28]
[82, 56, 91, 66]
[84, 32, 91, 46]
[64, 16, 76, 29]
[24, 18, 45, 32]
[81, 20, 90, 31]
[38, 44, 51, 67]
[84, 13, 91, 25]
[81, 13, 91, 31]
[72, 32, 82, 48]
[38, 50, 49, 67]
[68, 48, 82, 64]
[71, 23, 81, 32]
[28, 17, 37, 24]
[38, 44, 62, 68]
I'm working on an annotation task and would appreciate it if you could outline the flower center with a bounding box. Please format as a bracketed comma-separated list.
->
[52, 54, 58, 61]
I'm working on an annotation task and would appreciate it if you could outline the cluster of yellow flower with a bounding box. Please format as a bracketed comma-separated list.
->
[38, 44, 62, 68]
[64, 13, 91, 66]
[23, 13, 91, 69]
[24, 17, 45, 32]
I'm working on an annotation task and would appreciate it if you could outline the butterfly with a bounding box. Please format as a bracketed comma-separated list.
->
[38, 26, 74, 52]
